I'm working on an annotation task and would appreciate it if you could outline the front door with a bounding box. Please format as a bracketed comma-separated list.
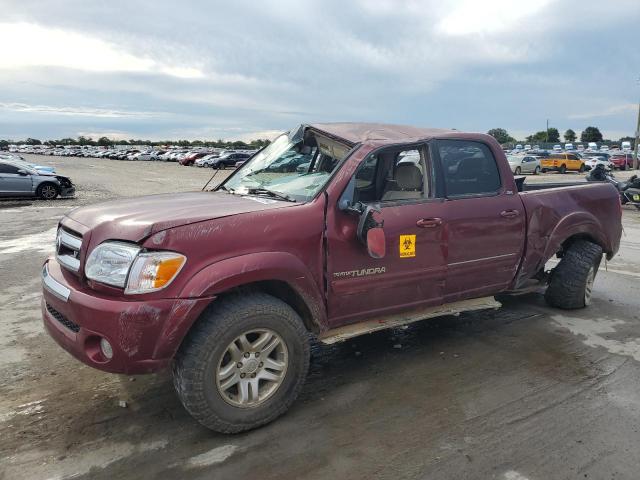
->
[0, 163, 32, 195]
[326, 145, 446, 326]
[434, 139, 525, 302]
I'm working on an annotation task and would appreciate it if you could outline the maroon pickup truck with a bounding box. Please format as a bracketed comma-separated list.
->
[42, 123, 622, 433]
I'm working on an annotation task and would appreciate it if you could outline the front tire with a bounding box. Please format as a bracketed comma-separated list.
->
[579, 164, 586, 173]
[545, 239, 603, 309]
[37, 182, 59, 200]
[173, 293, 310, 433]
[559, 164, 567, 174]
[534, 166, 540, 175]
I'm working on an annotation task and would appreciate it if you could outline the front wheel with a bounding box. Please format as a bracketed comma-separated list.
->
[534, 166, 540, 175]
[36, 182, 59, 200]
[545, 239, 603, 309]
[559, 164, 567, 174]
[579, 164, 586, 173]
[173, 294, 310, 433]
[541, 168, 548, 173]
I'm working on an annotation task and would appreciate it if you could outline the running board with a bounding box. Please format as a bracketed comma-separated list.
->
[319, 296, 501, 345]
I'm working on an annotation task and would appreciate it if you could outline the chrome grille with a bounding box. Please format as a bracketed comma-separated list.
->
[56, 228, 82, 272]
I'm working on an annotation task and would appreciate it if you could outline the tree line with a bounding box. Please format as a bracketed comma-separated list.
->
[487, 126, 635, 146]
[0, 136, 272, 150]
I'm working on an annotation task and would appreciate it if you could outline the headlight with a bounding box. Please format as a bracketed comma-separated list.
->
[125, 251, 186, 294]
[85, 242, 140, 287]
[85, 241, 186, 293]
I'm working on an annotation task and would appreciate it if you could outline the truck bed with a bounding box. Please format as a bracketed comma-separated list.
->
[513, 180, 622, 288]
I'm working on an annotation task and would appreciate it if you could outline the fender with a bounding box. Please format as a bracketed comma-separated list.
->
[514, 209, 608, 288]
[184, 250, 325, 324]
[543, 210, 608, 261]
[151, 252, 327, 360]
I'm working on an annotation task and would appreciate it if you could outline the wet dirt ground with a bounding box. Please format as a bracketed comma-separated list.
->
[1, 156, 639, 480]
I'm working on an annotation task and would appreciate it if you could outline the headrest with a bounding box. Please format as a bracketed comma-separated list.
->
[396, 164, 423, 190]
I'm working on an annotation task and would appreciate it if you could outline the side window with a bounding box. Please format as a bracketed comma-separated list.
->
[354, 147, 429, 203]
[437, 140, 501, 196]
[0, 163, 20, 174]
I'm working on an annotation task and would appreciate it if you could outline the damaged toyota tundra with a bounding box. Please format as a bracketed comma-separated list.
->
[42, 123, 622, 433]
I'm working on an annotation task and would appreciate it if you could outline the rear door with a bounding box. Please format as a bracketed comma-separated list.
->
[327, 145, 446, 326]
[434, 139, 525, 302]
[0, 162, 32, 196]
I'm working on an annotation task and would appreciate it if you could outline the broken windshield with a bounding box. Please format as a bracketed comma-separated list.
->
[220, 128, 351, 202]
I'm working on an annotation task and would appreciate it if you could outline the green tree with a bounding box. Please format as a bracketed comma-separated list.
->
[487, 128, 515, 144]
[97, 136, 113, 146]
[546, 128, 560, 143]
[25, 137, 42, 145]
[0, 139, 9, 149]
[564, 129, 576, 142]
[526, 131, 548, 143]
[580, 126, 603, 143]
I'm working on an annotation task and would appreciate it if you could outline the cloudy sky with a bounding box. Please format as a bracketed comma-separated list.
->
[0, 0, 638, 142]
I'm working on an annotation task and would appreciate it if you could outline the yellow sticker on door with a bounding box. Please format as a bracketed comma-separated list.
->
[399, 234, 416, 258]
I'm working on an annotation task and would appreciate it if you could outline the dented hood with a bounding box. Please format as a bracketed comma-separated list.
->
[64, 191, 291, 242]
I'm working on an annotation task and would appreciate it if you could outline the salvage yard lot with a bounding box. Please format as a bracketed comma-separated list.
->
[2, 155, 640, 480]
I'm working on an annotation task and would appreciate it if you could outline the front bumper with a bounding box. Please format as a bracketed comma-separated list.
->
[41, 258, 213, 374]
[60, 186, 76, 198]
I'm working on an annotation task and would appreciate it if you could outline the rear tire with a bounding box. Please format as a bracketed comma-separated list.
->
[541, 168, 548, 173]
[36, 182, 59, 200]
[173, 293, 310, 433]
[545, 239, 603, 309]
[534, 166, 540, 175]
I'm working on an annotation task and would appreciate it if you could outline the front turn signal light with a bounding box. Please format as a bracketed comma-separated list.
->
[125, 251, 186, 294]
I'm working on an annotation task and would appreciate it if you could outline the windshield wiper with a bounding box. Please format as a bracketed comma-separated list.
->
[246, 188, 296, 202]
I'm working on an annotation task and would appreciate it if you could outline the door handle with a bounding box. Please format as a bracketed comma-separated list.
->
[416, 217, 442, 228]
[500, 209, 520, 218]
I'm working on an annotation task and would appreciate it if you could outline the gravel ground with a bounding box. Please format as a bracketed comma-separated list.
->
[1, 155, 640, 480]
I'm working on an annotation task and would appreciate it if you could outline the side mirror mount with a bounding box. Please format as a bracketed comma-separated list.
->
[356, 204, 385, 259]
[17, 169, 28, 176]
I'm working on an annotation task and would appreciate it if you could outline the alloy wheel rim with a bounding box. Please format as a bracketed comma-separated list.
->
[216, 328, 288, 408]
[584, 266, 595, 306]
[42, 185, 57, 199]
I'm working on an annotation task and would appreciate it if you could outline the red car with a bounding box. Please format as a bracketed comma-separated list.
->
[42, 123, 622, 433]
[179, 151, 208, 166]
[610, 153, 634, 170]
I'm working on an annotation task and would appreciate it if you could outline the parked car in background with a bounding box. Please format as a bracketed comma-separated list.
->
[0, 161, 74, 199]
[507, 155, 541, 175]
[621, 141, 632, 152]
[610, 152, 634, 170]
[565, 143, 574, 151]
[552, 144, 562, 152]
[587, 142, 598, 151]
[541, 153, 586, 173]
[209, 152, 252, 169]
[600, 145, 610, 152]
[584, 156, 614, 171]
[180, 151, 209, 166]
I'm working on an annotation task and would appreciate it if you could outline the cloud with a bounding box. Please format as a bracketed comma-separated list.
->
[0, 102, 161, 118]
[568, 104, 638, 120]
[0, 0, 638, 140]
[0, 22, 204, 78]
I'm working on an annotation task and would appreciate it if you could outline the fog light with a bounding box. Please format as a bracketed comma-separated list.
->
[100, 338, 113, 359]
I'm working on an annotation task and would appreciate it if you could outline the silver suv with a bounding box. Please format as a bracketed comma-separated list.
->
[0, 161, 75, 199]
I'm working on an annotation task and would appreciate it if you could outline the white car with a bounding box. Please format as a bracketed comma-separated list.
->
[584, 156, 614, 171]
[600, 145, 610, 152]
[507, 155, 541, 175]
[565, 143, 574, 151]
[553, 144, 562, 152]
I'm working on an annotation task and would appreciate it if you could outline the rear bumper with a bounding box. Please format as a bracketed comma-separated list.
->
[41, 258, 214, 374]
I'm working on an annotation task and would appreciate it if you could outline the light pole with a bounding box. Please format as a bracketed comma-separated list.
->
[634, 75, 640, 170]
